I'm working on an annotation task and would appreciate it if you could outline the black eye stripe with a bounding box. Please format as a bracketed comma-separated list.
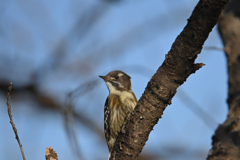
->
[112, 81, 119, 87]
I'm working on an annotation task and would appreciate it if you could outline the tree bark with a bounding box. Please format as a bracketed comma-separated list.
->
[207, 0, 240, 159]
[110, 0, 229, 159]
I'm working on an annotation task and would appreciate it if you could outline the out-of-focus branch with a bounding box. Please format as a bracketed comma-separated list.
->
[204, 46, 224, 51]
[207, 0, 240, 159]
[2, 80, 104, 159]
[6, 82, 26, 160]
[0, 81, 104, 137]
[62, 102, 82, 160]
[67, 79, 99, 100]
[177, 89, 218, 129]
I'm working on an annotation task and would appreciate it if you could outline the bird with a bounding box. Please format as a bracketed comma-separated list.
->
[99, 70, 137, 159]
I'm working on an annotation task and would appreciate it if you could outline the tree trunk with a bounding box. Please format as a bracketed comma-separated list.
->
[207, 0, 240, 159]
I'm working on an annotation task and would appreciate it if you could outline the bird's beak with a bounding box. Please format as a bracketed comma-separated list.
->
[99, 75, 110, 82]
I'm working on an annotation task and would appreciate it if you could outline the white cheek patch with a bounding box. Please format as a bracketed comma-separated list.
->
[118, 73, 124, 77]
[106, 82, 116, 93]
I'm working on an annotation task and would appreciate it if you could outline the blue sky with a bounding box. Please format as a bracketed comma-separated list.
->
[0, 0, 228, 159]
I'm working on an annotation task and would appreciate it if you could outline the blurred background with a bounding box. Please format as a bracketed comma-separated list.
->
[0, 0, 228, 160]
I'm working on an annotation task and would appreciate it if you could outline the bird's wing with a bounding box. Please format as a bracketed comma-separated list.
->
[104, 97, 110, 142]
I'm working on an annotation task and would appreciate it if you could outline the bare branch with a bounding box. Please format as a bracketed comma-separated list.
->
[6, 82, 26, 160]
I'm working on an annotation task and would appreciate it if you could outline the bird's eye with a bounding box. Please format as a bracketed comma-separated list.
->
[115, 76, 119, 80]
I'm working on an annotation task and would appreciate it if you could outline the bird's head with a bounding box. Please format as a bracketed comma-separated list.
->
[99, 70, 132, 94]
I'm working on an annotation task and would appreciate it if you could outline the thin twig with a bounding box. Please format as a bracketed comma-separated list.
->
[6, 82, 26, 160]
[204, 46, 224, 51]
[63, 104, 82, 160]
[177, 88, 218, 129]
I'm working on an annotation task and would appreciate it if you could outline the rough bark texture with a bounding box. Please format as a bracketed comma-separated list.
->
[207, 0, 240, 159]
[110, 0, 229, 159]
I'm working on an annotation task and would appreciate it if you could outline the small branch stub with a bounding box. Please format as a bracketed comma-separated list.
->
[45, 147, 58, 160]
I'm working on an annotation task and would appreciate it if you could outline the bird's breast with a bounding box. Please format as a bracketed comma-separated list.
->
[108, 92, 137, 137]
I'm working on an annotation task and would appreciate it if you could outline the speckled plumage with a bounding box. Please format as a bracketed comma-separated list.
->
[99, 70, 137, 159]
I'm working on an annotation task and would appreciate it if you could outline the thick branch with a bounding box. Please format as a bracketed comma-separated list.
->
[111, 0, 229, 159]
